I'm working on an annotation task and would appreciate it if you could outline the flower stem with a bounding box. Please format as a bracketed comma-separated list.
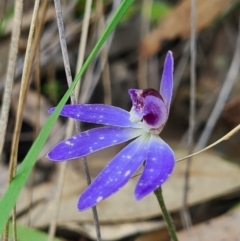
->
[154, 187, 179, 241]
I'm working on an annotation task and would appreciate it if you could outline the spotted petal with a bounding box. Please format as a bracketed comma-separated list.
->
[78, 134, 149, 211]
[49, 104, 142, 128]
[135, 135, 175, 200]
[47, 127, 143, 161]
[160, 51, 174, 111]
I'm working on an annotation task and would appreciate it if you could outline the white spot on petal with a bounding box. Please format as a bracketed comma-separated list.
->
[65, 141, 74, 146]
[96, 196, 103, 203]
[99, 136, 104, 140]
[127, 155, 131, 159]
[125, 170, 131, 177]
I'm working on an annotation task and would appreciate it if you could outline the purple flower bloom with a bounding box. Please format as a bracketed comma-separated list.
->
[47, 51, 175, 211]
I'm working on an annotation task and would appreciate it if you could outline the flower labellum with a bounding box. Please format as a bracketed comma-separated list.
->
[47, 51, 175, 211]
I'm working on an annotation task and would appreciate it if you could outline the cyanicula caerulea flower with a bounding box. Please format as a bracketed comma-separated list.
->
[47, 51, 175, 211]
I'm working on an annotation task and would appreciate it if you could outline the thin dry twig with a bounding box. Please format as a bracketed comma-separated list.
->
[0, 0, 23, 161]
[48, 1, 101, 240]
[181, 0, 196, 230]
[196, 22, 240, 150]
[177, 123, 240, 162]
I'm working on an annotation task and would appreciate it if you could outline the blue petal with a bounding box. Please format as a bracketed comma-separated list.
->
[47, 127, 143, 161]
[78, 134, 149, 211]
[135, 135, 175, 200]
[49, 104, 142, 128]
[160, 51, 174, 111]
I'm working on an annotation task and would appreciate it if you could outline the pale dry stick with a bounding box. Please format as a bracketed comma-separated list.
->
[181, 0, 196, 231]
[74, 0, 92, 97]
[0, 0, 23, 161]
[48, 1, 102, 241]
[98, 0, 111, 105]
[137, 0, 153, 89]
[4, 1, 42, 240]
[177, 123, 240, 162]
[196, 24, 240, 151]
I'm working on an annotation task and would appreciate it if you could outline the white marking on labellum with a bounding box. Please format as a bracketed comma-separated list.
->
[99, 136, 104, 140]
[127, 155, 131, 159]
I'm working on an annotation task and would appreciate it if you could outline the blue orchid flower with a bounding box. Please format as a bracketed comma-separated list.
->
[47, 51, 175, 211]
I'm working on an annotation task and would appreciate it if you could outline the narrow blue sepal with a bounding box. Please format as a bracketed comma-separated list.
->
[47, 127, 142, 161]
[49, 104, 142, 128]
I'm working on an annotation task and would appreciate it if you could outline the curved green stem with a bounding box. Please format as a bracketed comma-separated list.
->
[154, 187, 179, 241]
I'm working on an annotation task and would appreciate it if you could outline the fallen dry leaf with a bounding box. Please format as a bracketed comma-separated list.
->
[134, 228, 169, 241]
[140, 0, 234, 57]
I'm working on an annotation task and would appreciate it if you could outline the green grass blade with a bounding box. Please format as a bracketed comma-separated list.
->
[8, 223, 62, 241]
[0, 0, 135, 235]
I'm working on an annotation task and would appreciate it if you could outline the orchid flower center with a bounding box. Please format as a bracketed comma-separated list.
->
[128, 88, 168, 134]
